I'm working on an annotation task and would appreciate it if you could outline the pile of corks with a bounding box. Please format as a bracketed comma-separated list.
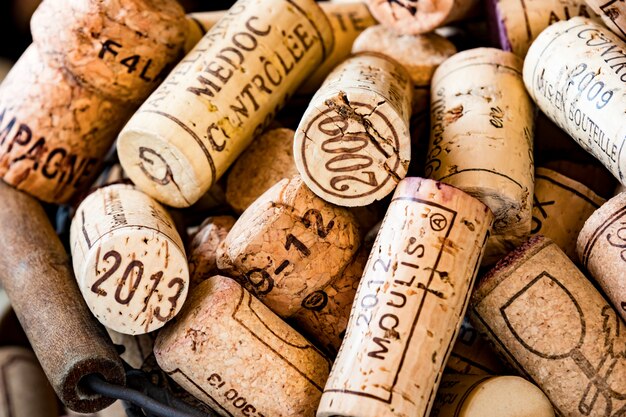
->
[0, 0, 624, 417]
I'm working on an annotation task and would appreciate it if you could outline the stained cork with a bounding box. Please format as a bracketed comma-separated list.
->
[445, 317, 506, 375]
[524, 17, 626, 187]
[577, 191, 626, 322]
[0, 44, 129, 204]
[487, 0, 597, 57]
[291, 243, 368, 357]
[430, 374, 555, 417]
[70, 184, 189, 335]
[531, 167, 605, 260]
[31, 0, 187, 102]
[351, 25, 457, 113]
[226, 128, 298, 214]
[0, 347, 59, 417]
[470, 235, 626, 417]
[366, 0, 480, 35]
[217, 176, 360, 318]
[154, 275, 331, 417]
[188, 215, 236, 287]
[427, 48, 534, 264]
[184, 2, 376, 93]
[317, 177, 494, 417]
[294, 53, 413, 207]
[117, 0, 334, 208]
[585, 0, 626, 40]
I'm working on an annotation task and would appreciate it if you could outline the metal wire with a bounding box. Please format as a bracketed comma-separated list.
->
[82, 373, 217, 417]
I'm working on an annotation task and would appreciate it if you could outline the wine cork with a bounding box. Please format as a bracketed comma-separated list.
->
[531, 167, 605, 260]
[366, 0, 480, 35]
[70, 184, 189, 335]
[470, 236, 626, 417]
[577, 191, 626, 322]
[188, 215, 236, 287]
[291, 243, 368, 356]
[64, 401, 127, 417]
[31, 0, 187, 102]
[585, 0, 626, 40]
[155, 275, 331, 417]
[226, 128, 298, 214]
[524, 17, 626, 187]
[117, 0, 334, 208]
[317, 177, 494, 417]
[487, 0, 597, 57]
[427, 48, 535, 264]
[184, 3, 376, 93]
[430, 374, 555, 417]
[0, 347, 59, 417]
[0, 44, 129, 204]
[352, 25, 457, 113]
[446, 317, 506, 375]
[294, 53, 413, 207]
[217, 176, 360, 318]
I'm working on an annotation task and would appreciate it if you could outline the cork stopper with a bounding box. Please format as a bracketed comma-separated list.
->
[31, 0, 187, 102]
[188, 215, 236, 287]
[0, 44, 129, 204]
[117, 0, 335, 208]
[318, 177, 494, 417]
[183, 3, 377, 94]
[430, 374, 555, 417]
[486, 0, 598, 57]
[70, 184, 189, 334]
[365, 0, 480, 35]
[217, 175, 360, 318]
[585, 0, 626, 40]
[428, 47, 535, 264]
[294, 53, 413, 207]
[226, 128, 298, 214]
[291, 243, 369, 356]
[154, 275, 331, 417]
[470, 236, 626, 417]
[577, 191, 626, 322]
[524, 17, 626, 187]
[0, 347, 59, 417]
[531, 167, 605, 260]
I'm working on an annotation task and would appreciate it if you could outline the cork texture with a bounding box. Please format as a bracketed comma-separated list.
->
[585, 0, 626, 40]
[188, 215, 236, 288]
[430, 374, 555, 417]
[365, 0, 480, 35]
[217, 176, 360, 318]
[117, 0, 334, 208]
[294, 53, 413, 207]
[291, 244, 368, 357]
[524, 17, 626, 187]
[318, 177, 494, 417]
[185, 3, 376, 94]
[31, 0, 187, 102]
[470, 236, 626, 417]
[154, 276, 331, 417]
[70, 184, 189, 334]
[487, 0, 597, 57]
[531, 167, 605, 260]
[226, 128, 298, 214]
[427, 48, 534, 264]
[0, 44, 128, 204]
[577, 191, 626, 322]
[0, 347, 59, 417]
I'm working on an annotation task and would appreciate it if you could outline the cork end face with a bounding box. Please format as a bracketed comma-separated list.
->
[462, 376, 555, 417]
[365, 0, 455, 35]
[117, 126, 204, 208]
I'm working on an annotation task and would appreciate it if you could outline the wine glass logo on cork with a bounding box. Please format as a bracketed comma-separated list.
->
[501, 272, 626, 416]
